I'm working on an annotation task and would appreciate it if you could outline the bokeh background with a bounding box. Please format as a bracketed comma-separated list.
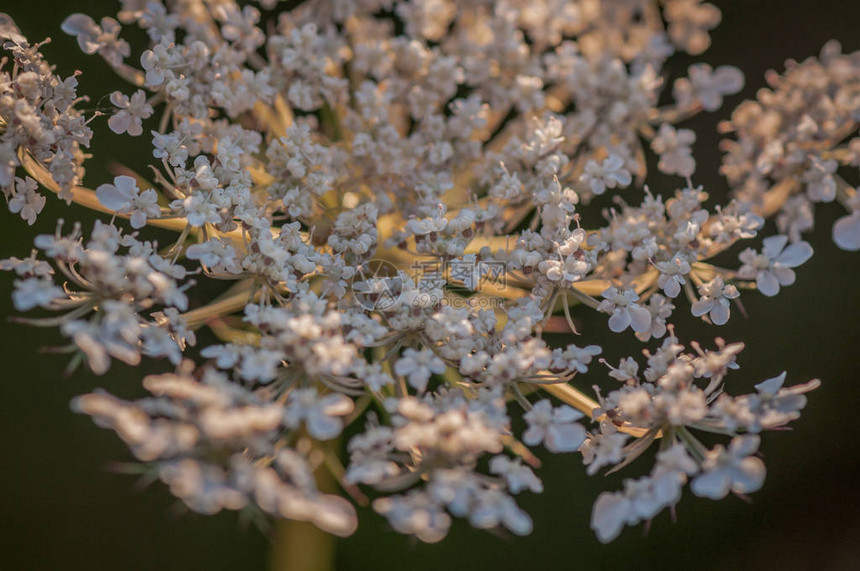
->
[2, 1, 860, 569]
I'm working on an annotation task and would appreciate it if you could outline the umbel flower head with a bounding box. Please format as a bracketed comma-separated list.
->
[0, 0, 856, 546]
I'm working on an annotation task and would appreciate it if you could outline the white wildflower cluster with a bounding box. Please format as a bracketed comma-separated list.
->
[2, 219, 194, 373]
[586, 334, 818, 541]
[719, 41, 860, 249]
[357, 389, 536, 541]
[0, 0, 851, 545]
[0, 15, 92, 218]
[71, 362, 357, 535]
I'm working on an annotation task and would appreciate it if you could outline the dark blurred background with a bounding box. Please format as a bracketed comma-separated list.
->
[2, 1, 860, 569]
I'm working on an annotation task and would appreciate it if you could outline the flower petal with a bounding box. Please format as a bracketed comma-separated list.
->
[591, 492, 630, 544]
[756, 271, 780, 297]
[772, 266, 795, 287]
[691, 470, 730, 500]
[754, 372, 787, 395]
[61, 13, 98, 37]
[108, 112, 132, 135]
[664, 277, 681, 298]
[691, 298, 713, 317]
[732, 457, 766, 494]
[775, 241, 813, 267]
[627, 305, 652, 333]
[608, 309, 631, 332]
[709, 301, 730, 325]
[833, 213, 860, 251]
[730, 434, 761, 457]
[96, 183, 132, 211]
[761, 234, 789, 260]
[545, 423, 586, 453]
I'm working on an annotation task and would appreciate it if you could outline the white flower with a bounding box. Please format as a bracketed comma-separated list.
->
[345, 425, 398, 485]
[374, 491, 451, 544]
[140, 44, 168, 86]
[635, 294, 674, 342]
[691, 276, 739, 325]
[591, 443, 697, 543]
[803, 158, 837, 203]
[61, 14, 129, 66]
[406, 216, 447, 236]
[393, 348, 446, 392]
[656, 254, 691, 298]
[580, 155, 632, 195]
[608, 357, 639, 383]
[833, 194, 860, 251]
[656, 443, 699, 477]
[108, 90, 153, 136]
[597, 287, 652, 333]
[522, 400, 586, 453]
[591, 474, 678, 543]
[236, 347, 283, 383]
[200, 343, 239, 368]
[96, 175, 161, 229]
[711, 204, 764, 244]
[675, 64, 744, 111]
[7, 176, 46, 225]
[185, 239, 241, 273]
[0, 253, 53, 278]
[737, 235, 813, 296]
[539, 254, 588, 283]
[12, 277, 64, 311]
[582, 425, 629, 475]
[665, 389, 708, 426]
[691, 435, 766, 500]
[489, 455, 543, 494]
[284, 388, 354, 440]
[744, 372, 820, 431]
[174, 193, 220, 227]
[469, 488, 533, 535]
[651, 124, 696, 177]
[591, 489, 633, 543]
[664, 0, 720, 54]
[152, 131, 188, 167]
[550, 344, 602, 374]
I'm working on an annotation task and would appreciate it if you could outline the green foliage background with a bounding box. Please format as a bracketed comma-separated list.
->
[1, 1, 859, 569]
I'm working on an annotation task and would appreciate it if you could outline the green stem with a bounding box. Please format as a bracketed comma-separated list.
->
[269, 519, 335, 571]
[269, 440, 340, 571]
